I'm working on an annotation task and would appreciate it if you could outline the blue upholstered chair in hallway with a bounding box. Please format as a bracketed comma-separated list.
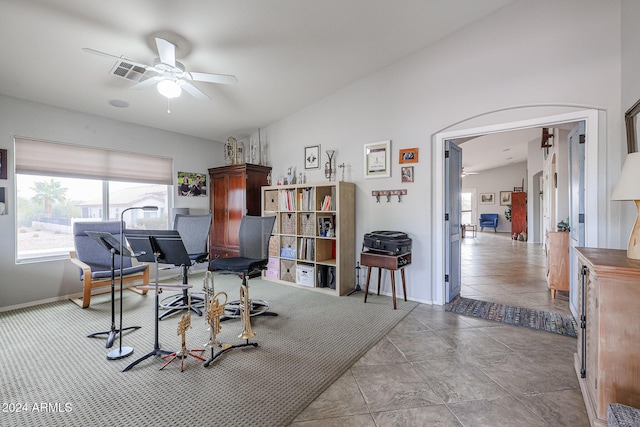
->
[479, 213, 498, 232]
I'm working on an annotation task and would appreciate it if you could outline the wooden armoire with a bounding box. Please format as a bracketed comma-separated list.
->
[511, 191, 527, 236]
[208, 164, 271, 260]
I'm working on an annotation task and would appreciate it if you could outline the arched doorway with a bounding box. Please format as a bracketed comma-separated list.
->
[431, 108, 601, 318]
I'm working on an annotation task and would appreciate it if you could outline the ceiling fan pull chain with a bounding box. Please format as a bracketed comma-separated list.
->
[167, 98, 171, 114]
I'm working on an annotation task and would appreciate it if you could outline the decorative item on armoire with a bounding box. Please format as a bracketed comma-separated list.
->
[236, 140, 245, 164]
[224, 137, 237, 165]
[249, 135, 260, 165]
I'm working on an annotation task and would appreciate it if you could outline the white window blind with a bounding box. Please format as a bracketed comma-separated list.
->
[14, 137, 173, 185]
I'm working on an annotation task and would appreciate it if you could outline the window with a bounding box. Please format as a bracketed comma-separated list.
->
[460, 193, 475, 224]
[15, 138, 173, 262]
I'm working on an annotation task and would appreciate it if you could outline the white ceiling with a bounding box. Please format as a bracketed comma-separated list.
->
[0, 0, 514, 143]
[458, 128, 541, 174]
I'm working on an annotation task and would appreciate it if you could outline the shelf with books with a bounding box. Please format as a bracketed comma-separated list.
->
[261, 181, 355, 296]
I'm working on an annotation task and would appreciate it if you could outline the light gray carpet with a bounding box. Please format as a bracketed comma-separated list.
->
[0, 273, 416, 427]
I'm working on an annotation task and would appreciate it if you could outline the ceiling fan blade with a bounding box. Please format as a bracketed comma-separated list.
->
[130, 76, 162, 90]
[179, 81, 211, 101]
[189, 72, 238, 85]
[82, 48, 151, 71]
[155, 38, 176, 67]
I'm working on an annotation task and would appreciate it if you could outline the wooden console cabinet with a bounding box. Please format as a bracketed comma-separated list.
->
[575, 247, 640, 427]
[546, 231, 569, 298]
[208, 164, 271, 260]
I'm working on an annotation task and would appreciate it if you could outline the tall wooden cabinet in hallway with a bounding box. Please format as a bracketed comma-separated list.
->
[510, 191, 527, 237]
[208, 164, 271, 260]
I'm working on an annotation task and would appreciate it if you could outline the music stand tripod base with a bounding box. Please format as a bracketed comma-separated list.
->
[121, 232, 190, 372]
[220, 299, 276, 321]
[203, 340, 258, 367]
[84, 231, 142, 349]
[107, 346, 134, 360]
[88, 325, 141, 349]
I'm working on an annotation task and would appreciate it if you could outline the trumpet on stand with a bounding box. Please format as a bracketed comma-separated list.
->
[203, 271, 229, 349]
[160, 295, 205, 372]
[203, 271, 258, 367]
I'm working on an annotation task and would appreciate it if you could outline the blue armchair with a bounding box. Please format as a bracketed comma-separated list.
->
[479, 214, 498, 232]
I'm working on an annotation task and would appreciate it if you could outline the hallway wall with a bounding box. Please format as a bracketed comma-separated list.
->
[261, 0, 624, 304]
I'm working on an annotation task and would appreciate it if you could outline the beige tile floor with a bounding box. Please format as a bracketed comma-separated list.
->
[291, 232, 589, 426]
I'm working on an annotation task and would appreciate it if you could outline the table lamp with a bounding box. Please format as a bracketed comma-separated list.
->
[611, 152, 640, 260]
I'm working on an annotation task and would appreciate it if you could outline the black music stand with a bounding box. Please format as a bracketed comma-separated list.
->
[85, 231, 141, 349]
[122, 230, 191, 372]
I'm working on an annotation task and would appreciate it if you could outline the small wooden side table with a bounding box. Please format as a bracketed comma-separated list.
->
[360, 251, 411, 309]
[462, 224, 476, 238]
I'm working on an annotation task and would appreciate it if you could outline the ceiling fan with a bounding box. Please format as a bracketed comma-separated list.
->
[83, 37, 237, 101]
[461, 167, 479, 178]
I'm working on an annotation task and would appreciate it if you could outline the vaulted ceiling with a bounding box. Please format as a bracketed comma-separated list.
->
[0, 0, 514, 142]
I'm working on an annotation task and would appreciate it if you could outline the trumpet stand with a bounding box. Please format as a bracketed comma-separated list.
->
[203, 271, 258, 367]
[160, 296, 204, 372]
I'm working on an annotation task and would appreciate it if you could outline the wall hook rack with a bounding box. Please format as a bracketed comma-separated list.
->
[371, 189, 407, 203]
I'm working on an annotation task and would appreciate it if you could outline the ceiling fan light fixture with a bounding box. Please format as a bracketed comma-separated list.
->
[157, 79, 182, 98]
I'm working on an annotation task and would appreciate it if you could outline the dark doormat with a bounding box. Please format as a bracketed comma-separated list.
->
[445, 296, 577, 338]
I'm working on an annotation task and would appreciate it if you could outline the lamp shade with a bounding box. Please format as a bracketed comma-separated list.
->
[611, 152, 640, 201]
[157, 79, 182, 99]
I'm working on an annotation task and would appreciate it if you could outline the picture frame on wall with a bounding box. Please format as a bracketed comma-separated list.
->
[480, 193, 494, 204]
[177, 171, 207, 197]
[304, 145, 320, 169]
[401, 166, 414, 183]
[364, 140, 391, 178]
[399, 148, 418, 164]
[500, 191, 512, 206]
[0, 149, 6, 180]
[625, 98, 640, 153]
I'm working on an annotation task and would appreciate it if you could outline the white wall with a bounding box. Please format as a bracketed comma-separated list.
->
[261, 0, 625, 304]
[0, 95, 224, 310]
[461, 162, 527, 233]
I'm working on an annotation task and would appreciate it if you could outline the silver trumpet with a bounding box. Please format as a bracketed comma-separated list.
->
[239, 284, 256, 340]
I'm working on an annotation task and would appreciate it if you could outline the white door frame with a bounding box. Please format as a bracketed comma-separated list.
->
[431, 109, 600, 307]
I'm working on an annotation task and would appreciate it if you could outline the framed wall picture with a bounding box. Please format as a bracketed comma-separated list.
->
[364, 140, 391, 178]
[500, 191, 512, 206]
[304, 145, 320, 169]
[399, 147, 418, 164]
[401, 166, 414, 183]
[177, 171, 207, 197]
[0, 149, 6, 179]
[625, 98, 640, 153]
[480, 193, 494, 204]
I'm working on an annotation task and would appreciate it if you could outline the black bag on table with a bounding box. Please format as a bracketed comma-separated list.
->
[363, 231, 412, 255]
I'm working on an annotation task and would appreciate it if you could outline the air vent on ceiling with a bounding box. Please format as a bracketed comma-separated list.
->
[111, 61, 158, 82]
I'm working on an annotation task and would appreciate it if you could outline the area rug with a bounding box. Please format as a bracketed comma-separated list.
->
[0, 273, 417, 427]
[445, 296, 577, 338]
